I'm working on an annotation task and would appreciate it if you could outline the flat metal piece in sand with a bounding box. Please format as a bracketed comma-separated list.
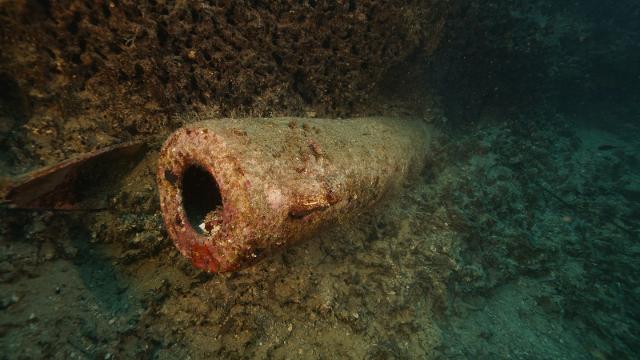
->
[1, 141, 145, 210]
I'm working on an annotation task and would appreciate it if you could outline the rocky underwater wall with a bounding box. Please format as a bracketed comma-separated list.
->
[0, 0, 449, 170]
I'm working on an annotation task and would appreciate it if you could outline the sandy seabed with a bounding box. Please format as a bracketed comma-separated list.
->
[1, 109, 638, 359]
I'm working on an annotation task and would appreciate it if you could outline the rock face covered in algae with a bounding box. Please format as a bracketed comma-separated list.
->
[0, 1, 448, 166]
[157, 117, 430, 272]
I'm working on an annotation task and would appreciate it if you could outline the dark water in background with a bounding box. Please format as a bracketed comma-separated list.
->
[423, 1, 639, 125]
[0, 1, 638, 358]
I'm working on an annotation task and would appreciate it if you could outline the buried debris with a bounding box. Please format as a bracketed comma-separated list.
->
[1, 141, 146, 210]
